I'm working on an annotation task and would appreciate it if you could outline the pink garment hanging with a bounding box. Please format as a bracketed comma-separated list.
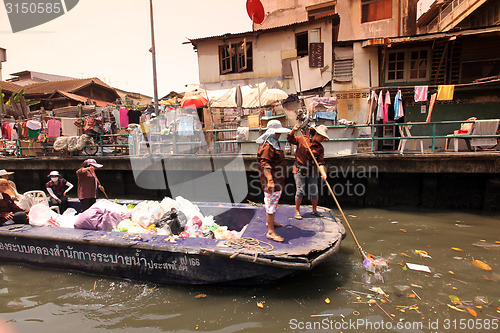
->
[383, 91, 391, 123]
[414, 86, 428, 102]
[47, 119, 62, 138]
[426, 93, 438, 122]
[119, 108, 129, 127]
[1, 123, 11, 140]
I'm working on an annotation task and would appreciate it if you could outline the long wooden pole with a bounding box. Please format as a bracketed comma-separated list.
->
[92, 171, 108, 199]
[298, 129, 366, 259]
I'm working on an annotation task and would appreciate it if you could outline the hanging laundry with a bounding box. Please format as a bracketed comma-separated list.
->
[365, 91, 378, 124]
[119, 108, 129, 128]
[112, 108, 122, 129]
[8, 123, 17, 140]
[376, 91, 384, 121]
[1, 123, 11, 140]
[84, 116, 97, 131]
[426, 93, 438, 122]
[128, 109, 142, 125]
[394, 90, 404, 121]
[437, 85, 455, 100]
[26, 120, 42, 139]
[414, 86, 428, 102]
[21, 122, 29, 138]
[383, 91, 391, 123]
[61, 117, 79, 136]
[47, 119, 62, 138]
[26, 120, 42, 130]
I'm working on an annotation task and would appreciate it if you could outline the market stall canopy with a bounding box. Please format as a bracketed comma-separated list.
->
[185, 83, 288, 108]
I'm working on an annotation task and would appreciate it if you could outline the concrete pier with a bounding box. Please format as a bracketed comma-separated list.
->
[1, 152, 499, 210]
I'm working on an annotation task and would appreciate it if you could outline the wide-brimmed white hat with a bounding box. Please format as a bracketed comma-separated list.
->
[49, 171, 60, 177]
[256, 119, 291, 145]
[84, 159, 103, 168]
[0, 169, 13, 177]
[310, 125, 330, 141]
[265, 119, 291, 134]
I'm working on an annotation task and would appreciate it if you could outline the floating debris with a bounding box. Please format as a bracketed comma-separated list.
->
[405, 263, 431, 273]
[472, 259, 492, 271]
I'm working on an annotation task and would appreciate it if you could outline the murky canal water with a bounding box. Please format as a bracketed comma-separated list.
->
[1, 207, 499, 333]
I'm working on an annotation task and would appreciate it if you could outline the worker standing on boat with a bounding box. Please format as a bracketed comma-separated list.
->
[76, 159, 104, 212]
[46, 171, 73, 214]
[256, 120, 291, 242]
[287, 124, 329, 220]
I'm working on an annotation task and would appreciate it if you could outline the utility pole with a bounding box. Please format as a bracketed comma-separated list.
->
[149, 0, 159, 114]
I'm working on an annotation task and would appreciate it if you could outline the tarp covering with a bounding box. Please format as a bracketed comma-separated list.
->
[185, 83, 289, 108]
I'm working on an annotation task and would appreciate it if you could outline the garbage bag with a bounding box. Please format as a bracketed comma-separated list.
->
[56, 208, 78, 228]
[156, 208, 185, 235]
[74, 206, 125, 231]
[131, 201, 163, 228]
[29, 202, 59, 227]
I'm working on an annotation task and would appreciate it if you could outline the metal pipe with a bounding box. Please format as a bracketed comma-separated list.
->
[149, 0, 159, 114]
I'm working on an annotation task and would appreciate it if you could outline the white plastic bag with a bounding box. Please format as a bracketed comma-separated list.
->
[160, 197, 179, 212]
[131, 201, 164, 228]
[56, 208, 78, 228]
[29, 202, 59, 227]
[175, 196, 202, 221]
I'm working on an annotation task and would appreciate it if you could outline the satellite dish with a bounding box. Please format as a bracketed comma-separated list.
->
[246, 0, 266, 25]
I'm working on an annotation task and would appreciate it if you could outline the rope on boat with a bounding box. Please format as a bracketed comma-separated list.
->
[224, 237, 274, 262]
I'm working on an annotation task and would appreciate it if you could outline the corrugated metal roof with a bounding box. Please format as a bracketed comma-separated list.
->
[362, 25, 500, 47]
[188, 14, 340, 45]
[56, 90, 110, 107]
[23, 77, 115, 95]
[0, 81, 24, 93]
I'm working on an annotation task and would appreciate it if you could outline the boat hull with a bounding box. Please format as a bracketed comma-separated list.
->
[0, 202, 345, 286]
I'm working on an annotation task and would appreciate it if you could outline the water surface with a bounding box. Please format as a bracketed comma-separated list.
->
[1, 207, 499, 332]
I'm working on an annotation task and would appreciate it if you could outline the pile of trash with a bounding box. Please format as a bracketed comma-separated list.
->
[28, 196, 240, 240]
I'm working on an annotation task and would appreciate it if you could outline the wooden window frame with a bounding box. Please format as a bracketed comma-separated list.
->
[386, 48, 431, 83]
[219, 43, 233, 75]
[219, 40, 253, 75]
[361, 0, 392, 23]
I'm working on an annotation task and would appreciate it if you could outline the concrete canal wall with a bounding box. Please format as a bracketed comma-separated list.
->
[1, 153, 499, 211]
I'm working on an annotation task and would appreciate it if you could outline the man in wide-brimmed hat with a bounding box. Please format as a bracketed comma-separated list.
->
[256, 120, 291, 242]
[0, 169, 21, 201]
[287, 124, 329, 220]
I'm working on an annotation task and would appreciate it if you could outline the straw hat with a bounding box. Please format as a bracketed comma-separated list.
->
[310, 125, 330, 141]
[0, 170, 13, 177]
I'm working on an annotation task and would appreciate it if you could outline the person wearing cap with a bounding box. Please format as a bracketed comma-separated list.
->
[76, 159, 104, 212]
[287, 123, 329, 220]
[0, 169, 22, 201]
[256, 119, 291, 242]
[45, 171, 73, 213]
[0, 179, 28, 226]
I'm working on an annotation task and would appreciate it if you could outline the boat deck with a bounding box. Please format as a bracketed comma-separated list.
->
[0, 203, 343, 259]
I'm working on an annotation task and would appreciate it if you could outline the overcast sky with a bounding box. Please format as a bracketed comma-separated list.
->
[0, 0, 252, 97]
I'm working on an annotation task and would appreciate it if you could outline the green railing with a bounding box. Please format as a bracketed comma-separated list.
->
[6, 120, 499, 158]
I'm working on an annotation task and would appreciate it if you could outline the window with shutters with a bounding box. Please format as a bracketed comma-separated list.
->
[219, 40, 253, 75]
[386, 48, 431, 82]
[361, 0, 392, 23]
[333, 46, 354, 82]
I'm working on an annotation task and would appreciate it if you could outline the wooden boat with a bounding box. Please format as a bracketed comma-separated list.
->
[0, 202, 345, 286]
